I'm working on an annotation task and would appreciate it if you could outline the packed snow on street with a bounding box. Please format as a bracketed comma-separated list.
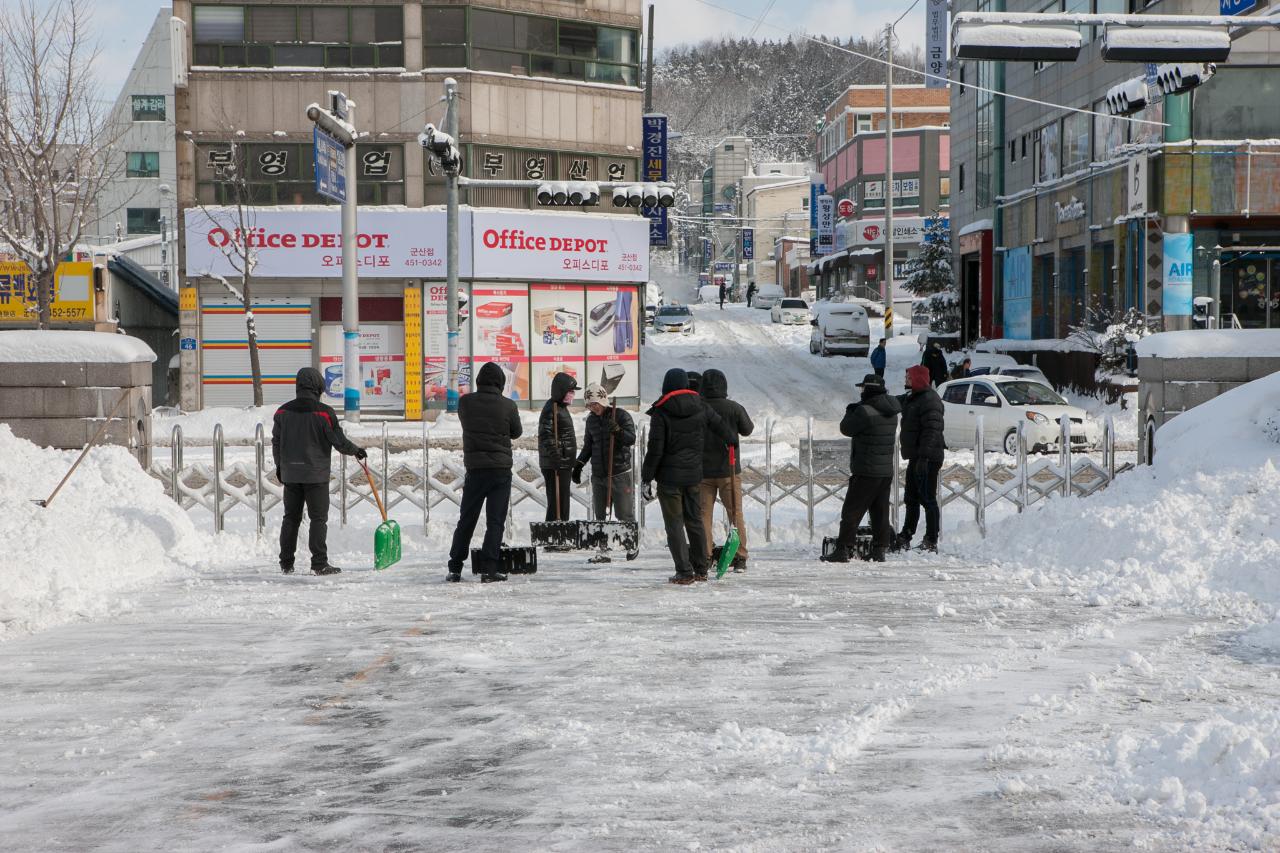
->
[2, 305, 1278, 851]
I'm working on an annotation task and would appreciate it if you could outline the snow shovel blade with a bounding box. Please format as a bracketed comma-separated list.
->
[374, 519, 402, 570]
[715, 526, 740, 579]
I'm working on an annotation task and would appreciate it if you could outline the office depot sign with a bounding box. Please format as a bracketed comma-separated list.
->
[185, 206, 648, 282]
[185, 207, 468, 279]
[471, 210, 649, 283]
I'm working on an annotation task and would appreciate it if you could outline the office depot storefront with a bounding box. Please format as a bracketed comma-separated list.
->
[182, 206, 648, 413]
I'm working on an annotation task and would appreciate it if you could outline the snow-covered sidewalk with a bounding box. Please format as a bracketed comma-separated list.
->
[1, 545, 1275, 850]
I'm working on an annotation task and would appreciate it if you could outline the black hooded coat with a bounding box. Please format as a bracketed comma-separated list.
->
[839, 388, 902, 478]
[271, 367, 362, 484]
[642, 368, 733, 487]
[460, 362, 523, 470]
[699, 368, 754, 478]
[538, 371, 578, 470]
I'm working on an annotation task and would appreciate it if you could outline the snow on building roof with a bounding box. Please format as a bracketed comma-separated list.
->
[958, 219, 993, 237]
[0, 331, 157, 364]
[1136, 329, 1280, 359]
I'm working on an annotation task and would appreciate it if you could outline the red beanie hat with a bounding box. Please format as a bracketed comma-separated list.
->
[906, 364, 932, 392]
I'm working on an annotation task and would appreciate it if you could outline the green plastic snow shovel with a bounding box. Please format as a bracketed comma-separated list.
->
[361, 459, 401, 570]
[715, 446, 741, 579]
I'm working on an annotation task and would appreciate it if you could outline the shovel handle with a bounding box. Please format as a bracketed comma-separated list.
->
[360, 458, 388, 523]
[40, 390, 132, 508]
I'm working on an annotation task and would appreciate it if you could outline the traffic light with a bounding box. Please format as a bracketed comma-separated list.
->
[610, 184, 677, 209]
[1153, 62, 1216, 97]
[536, 181, 601, 206]
[1101, 27, 1230, 63]
[1105, 78, 1149, 117]
[951, 23, 1082, 62]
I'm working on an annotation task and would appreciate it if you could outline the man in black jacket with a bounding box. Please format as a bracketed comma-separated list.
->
[574, 382, 637, 523]
[922, 342, 949, 388]
[642, 367, 732, 584]
[825, 373, 902, 563]
[272, 367, 366, 575]
[895, 365, 945, 552]
[698, 369, 754, 573]
[448, 362, 523, 583]
[538, 371, 579, 523]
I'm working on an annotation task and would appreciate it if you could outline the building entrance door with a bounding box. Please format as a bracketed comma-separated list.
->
[1221, 252, 1279, 329]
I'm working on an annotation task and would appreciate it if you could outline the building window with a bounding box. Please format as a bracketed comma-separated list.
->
[426, 7, 639, 86]
[131, 95, 166, 122]
[1009, 140, 1017, 163]
[1062, 109, 1090, 174]
[939, 176, 951, 204]
[958, 163, 965, 192]
[192, 5, 404, 69]
[126, 152, 160, 178]
[127, 208, 161, 234]
[195, 142, 406, 206]
[958, 64, 966, 95]
[1035, 122, 1060, 183]
[855, 113, 872, 133]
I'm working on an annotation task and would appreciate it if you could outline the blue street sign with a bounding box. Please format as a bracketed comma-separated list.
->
[714, 262, 733, 272]
[1221, 0, 1257, 15]
[313, 126, 346, 203]
[180, 337, 197, 351]
[642, 114, 668, 247]
[742, 228, 754, 260]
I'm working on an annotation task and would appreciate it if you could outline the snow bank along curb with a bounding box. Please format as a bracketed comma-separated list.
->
[0, 426, 214, 641]
[0, 329, 156, 363]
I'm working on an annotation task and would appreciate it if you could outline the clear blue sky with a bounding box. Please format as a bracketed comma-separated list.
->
[83, 0, 927, 103]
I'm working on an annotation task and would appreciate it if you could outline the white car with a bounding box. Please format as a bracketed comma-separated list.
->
[939, 375, 1098, 455]
[771, 298, 810, 325]
[809, 302, 871, 357]
[653, 304, 695, 334]
[753, 284, 785, 310]
[988, 364, 1053, 386]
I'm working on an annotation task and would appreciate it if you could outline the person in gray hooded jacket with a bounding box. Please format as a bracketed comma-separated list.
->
[272, 367, 365, 575]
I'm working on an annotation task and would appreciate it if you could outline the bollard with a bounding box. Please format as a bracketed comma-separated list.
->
[213, 423, 224, 534]
[254, 423, 265, 536]
[764, 419, 773, 544]
[974, 417, 986, 537]
[806, 416, 815, 542]
[1016, 419, 1028, 512]
[1060, 413, 1072, 498]
[170, 424, 183, 504]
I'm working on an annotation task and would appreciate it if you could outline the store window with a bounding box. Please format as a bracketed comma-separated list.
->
[131, 95, 166, 122]
[855, 113, 873, 133]
[1092, 99, 1125, 162]
[192, 5, 404, 68]
[195, 142, 405, 206]
[127, 208, 161, 234]
[126, 152, 160, 178]
[1036, 122, 1060, 183]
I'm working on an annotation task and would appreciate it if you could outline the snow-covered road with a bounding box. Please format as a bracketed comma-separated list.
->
[2, 543, 1273, 851]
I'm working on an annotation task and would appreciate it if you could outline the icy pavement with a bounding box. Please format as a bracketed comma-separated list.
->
[2, 545, 1275, 851]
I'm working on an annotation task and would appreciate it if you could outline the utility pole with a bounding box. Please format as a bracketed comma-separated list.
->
[883, 24, 895, 339]
[644, 4, 656, 113]
[307, 92, 361, 423]
[443, 78, 461, 413]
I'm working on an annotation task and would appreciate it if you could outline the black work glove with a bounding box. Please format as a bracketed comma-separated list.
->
[642, 481, 655, 502]
[572, 462, 584, 485]
[609, 421, 622, 435]
[354, 447, 368, 461]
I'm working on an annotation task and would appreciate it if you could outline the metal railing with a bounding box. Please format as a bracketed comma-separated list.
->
[151, 414, 1129, 541]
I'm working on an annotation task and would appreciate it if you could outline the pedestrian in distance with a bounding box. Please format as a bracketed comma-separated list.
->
[823, 373, 902, 563]
[538, 371, 580, 529]
[697, 369, 754, 573]
[870, 338, 887, 378]
[447, 362, 523, 583]
[922, 341, 949, 388]
[894, 365, 945, 554]
[746, 282, 757, 307]
[574, 382, 637, 524]
[718, 280, 727, 310]
[642, 367, 733, 584]
[950, 357, 972, 380]
[273, 367, 366, 576]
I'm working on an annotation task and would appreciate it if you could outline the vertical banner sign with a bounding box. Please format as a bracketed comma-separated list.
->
[816, 195, 835, 256]
[642, 114, 669, 247]
[1163, 233, 1194, 317]
[403, 286, 423, 420]
[741, 228, 754, 261]
[925, 0, 948, 89]
[313, 127, 347, 203]
[703, 238, 713, 270]
[809, 177, 824, 254]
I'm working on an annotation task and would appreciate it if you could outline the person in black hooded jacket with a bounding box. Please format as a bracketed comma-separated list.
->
[922, 342, 949, 388]
[824, 373, 902, 563]
[894, 364, 946, 553]
[272, 367, 366, 575]
[538, 371, 580, 522]
[642, 367, 733, 583]
[447, 361, 524, 583]
[698, 368, 754, 573]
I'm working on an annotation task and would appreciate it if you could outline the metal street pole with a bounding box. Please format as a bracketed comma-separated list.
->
[341, 99, 361, 423]
[644, 4, 656, 113]
[444, 78, 461, 413]
[884, 24, 895, 339]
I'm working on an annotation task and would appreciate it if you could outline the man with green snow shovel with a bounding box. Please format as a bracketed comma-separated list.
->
[273, 367, 367, 575]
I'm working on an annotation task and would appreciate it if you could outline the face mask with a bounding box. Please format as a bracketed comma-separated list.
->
[563, 390, 576, 404]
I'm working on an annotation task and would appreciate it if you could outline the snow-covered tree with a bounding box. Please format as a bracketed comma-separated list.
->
[187, 136, 267, 406]
[1068, 299, 1155, 374]
[903, 216, 953, 298]
[0, 0, 123, 327]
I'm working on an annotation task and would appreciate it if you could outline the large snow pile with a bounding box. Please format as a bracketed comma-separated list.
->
[0, 329, 156, 363]
[0, 426, 205, 640]
[1136, 328, 1280, 359]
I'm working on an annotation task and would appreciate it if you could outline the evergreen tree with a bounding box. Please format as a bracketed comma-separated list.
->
[903, 216, 954, 297]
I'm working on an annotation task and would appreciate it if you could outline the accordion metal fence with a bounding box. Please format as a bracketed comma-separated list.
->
[153, 415, 1128, 542]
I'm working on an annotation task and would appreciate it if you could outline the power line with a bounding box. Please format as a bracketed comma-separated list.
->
[686, 0, 1166, 127]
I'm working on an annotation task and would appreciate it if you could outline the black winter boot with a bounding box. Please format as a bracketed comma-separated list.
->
[481, 572, 508, 583]
[446, 571, 462, 583]
[280, 563, 295, 575]
[821, 544, 852, 563]
[889, 533, 910, 553]
[920, 537, 939, 553]
[311, 564, 341, 576]
[869, 547, 887, 563]
[669, 573, 696, 585]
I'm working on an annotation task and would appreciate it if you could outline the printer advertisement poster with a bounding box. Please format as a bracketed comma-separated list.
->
[318, 324, 406, 411]
[530, 284, 586, 400]
[585, 285, 639, 399]
[470, 284, 531, 401]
